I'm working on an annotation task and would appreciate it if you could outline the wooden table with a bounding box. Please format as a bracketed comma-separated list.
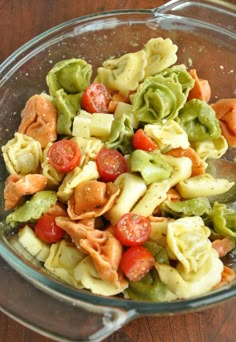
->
[0, 1, 235, 341]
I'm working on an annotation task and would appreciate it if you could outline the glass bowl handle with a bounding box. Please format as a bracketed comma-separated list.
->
[154, 0, 236, 34]
[0, 249, 138, 342]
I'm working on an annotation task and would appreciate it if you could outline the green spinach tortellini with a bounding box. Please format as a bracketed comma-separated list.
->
[126, 268, 175, 301]
[210, 202, 236, 238]
[6, 191, 57, 226]
[178, 99, 221, 142]
[132, 74, 186, 124]
[46, 58, 92, 96]
[46, 58, 92, 135]
[105, 113, 134, 154]
[159, 64, 194, 97]
[130, 149, 173, 185]
[54, 89, 82, 135]
[160, 197, 211, 218]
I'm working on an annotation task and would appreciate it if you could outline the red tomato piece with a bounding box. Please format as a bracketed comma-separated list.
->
[132, 129, 157, 151]
[115, 213, 151, 247]
[81, 83, 112, 113]
[96, 148, 128, 182]
[47, 140, 81, 172]
[35, 214, 65, 243]
[120, 246, 155, 282]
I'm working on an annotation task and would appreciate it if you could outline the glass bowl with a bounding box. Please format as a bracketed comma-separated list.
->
[0, 0, 236, 340]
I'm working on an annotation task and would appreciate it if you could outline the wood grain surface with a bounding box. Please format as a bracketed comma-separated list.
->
[0, 1, 235, 341]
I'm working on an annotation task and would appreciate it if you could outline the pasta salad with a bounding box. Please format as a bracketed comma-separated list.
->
[2, 37, 236, 301]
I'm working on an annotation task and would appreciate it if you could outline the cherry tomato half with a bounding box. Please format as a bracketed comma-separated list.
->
[47, 140, 81, 172]
[35, 214, 65, 243]
[120, 245, 155, 282]
[132, 129, 157, 151]
[96, 148, 128, 182]
[115, 213, 151, 247]
[81, 83, 112, 113]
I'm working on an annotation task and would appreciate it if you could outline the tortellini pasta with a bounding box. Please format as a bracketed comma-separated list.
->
[210, 202, 236, 238]
[45, 240, 86, 288]
[46, 58, 92, 135]
[74, 256, 128, 296]
[46, 58, 92, 96]
[144, 37, 178, 76]
[161, 155, 192, 187]
[95, 50, 147, 95]
[191, 135, 228, 161]
[176, 173, 234, 199]
[166, 216, 212, 273]
[95, 37, 178, 95]
[159, 64, 194, 97]
[144, 120, 190, 150]
[6, 191, 57, 226]
[156, 248, 223, 299]
[105, 113, 134, 154]
[54, 89, 82, 135]
[132, 74, 186, 124]
[178, 99, 221, 142]
[106, 173, 147, 225]
[130, 149, 173, 185]
[41, 144, 64, 188]
[160, 197, 211, 219]
[72, 136, 104, 166]
[131, 181, 170, 217]
[126, 268, 176, 301]
[149, 220, 169, 242]
[2, 132, 42, 175]
[57, 161, 99, 202]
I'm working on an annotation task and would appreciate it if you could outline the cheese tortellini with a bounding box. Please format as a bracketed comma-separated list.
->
[2, 132, 42, 175]
[176, 173, 234, 199]
[74, 256, 128, 296]
[155, 216, 224, 298]
[41, 143, 64, 188]
[144, 37, 178, 76]
[45, 240, 86, 288]
[144, 120, 190, 151]
[166, 216, 212, 273]
[156, 248, 223, 299]
[191, 135, 228, 161]
[57, 161, 99, 203]
[95, 50, 147, 95]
